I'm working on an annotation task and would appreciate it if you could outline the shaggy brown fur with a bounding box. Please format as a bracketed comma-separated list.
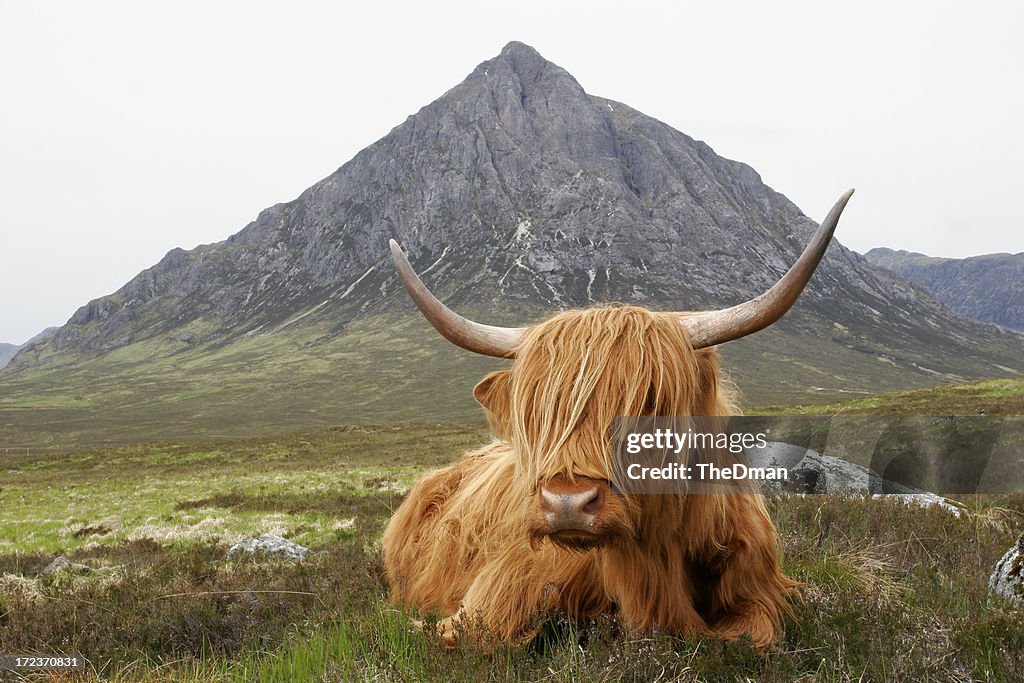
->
[382, 305, 799, 648]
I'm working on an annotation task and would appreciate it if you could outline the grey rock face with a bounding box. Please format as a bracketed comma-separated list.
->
[226, 534, 309, 562]
[866, 247, 1024, 331]
[989, 536, 1024, 603]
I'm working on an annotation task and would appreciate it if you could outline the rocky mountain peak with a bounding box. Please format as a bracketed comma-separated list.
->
[5, 43, 1022, 425]
[490, 40, 567, 82]
[466, 41, 584, 99]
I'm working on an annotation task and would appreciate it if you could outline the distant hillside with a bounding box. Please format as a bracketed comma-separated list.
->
[0, 327, 57, 369]
[2, 42, 1023, 447]
[0, 344, 18, 369]
[756, 377, 1024, 416]
[865, 248, 1024, 331]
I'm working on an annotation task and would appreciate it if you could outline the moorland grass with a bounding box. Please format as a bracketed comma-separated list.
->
[5, 308, 1020, 450]
[1, 413, 1023, 680]
[756, 378, 1024, 417]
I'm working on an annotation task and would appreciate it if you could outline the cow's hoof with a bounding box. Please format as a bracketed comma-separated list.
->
[712, 612, 777, 650]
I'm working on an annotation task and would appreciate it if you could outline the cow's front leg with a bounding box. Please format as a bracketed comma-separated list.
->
[601, 546, 709, 637]
[431, 548, 544, 648]
[435, 544, 608, 648]
[706, 496, 800, 648]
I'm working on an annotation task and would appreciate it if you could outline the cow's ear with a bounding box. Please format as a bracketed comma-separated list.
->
[474, 370, 512, 437]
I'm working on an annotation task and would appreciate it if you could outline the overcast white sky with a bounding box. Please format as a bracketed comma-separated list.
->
[1, 1, 1021, 344]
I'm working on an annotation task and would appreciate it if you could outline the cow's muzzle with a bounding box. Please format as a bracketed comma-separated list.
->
[538, 475, 608, 534]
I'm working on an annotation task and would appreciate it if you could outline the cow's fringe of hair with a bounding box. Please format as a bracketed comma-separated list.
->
[507, 305, 736, 485]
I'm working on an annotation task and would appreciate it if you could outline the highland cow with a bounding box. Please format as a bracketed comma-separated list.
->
[382, 190, 854, 648]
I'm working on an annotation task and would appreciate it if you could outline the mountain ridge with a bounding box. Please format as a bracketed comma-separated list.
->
[0, 344, 18, 369]
[0, 327, 57, 369]
[865, 247, 1024, 331]
[8, 41, 860, 365]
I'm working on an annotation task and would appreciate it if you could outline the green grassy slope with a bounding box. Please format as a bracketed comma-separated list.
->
[0, 316, 502, 449]
[755, 378, 1024, 416]
[3, 310, 1019, 449]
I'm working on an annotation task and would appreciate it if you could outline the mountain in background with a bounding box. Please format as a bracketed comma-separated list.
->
[2, 42, 1022, 447]
[865, 248, 1024, 331]
[0, 344, 17, 369]
[0, 327, 57, 369]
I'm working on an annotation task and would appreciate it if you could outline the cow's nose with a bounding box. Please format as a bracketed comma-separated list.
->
[539, 485, 603, 532]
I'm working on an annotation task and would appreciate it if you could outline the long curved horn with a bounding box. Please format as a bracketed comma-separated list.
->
[390, 239, 526, 358]
[679, 189, 855, 349]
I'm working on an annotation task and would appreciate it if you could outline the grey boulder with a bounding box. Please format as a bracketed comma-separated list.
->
[750, 441, 964, 515]
[226, 534, 310, 562]
[989, 536, 1024, 604]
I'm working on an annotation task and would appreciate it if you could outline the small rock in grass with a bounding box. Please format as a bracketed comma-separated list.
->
[872, 492, 965, 517]
[333, 517, 357, 532]
[226, 534, 309, 562]
[41, 555, 93, 576]
[989, 536, 1024, 603]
